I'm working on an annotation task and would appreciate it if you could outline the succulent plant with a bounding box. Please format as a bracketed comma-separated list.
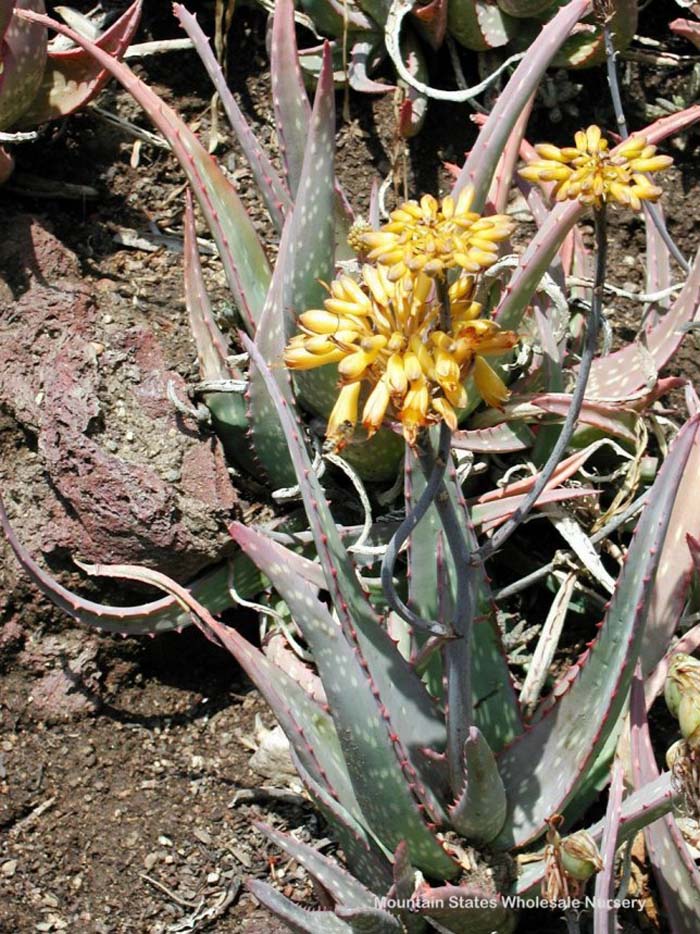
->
[3, 1, 700, 930]
[0, 0, 141, 182]
[252, 0, 639, 138]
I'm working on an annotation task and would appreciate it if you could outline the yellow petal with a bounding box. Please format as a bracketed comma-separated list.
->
[455, 186, 475, 215]
[534, 143, 565, 162]
[386, 353, 408, 395]
[474, 356, 509, 408]
[362, 378, 391, 436]
[628, 156, 673, 173]
[616, 135, 647, 159]
[327, 382, 361, 444]
[284, 345, 345, 369]
[431, 396, 458, 430]
[403, 351, 423, 382]
[338, 350, 373, 380]
[586, 125, 602, 153]
[299, 310, 344, 334]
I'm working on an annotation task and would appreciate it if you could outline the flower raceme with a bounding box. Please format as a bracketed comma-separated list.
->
[284, 264, 518, 447]
[360, 189, 514, 282]
[519, 125, 673, 210]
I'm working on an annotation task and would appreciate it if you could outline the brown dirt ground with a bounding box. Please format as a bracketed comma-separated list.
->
[1, 1, 700, 932]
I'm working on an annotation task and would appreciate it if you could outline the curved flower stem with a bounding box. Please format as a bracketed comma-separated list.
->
[415, 431, 478, 793]
[604, 22, 689, 274]
[380, 424, 453, 637]
[474, 207, 608, 565]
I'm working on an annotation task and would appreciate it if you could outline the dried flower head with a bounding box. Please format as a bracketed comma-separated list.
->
[666, 654, 700, 749]
[284, 264, 518, 447]
[667, 739, 700, 820]
[519, 125, 673, 210]
[359, 189, 514, 282]
[542, 817, 603, 903]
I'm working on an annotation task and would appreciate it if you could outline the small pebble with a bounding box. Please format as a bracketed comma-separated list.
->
[1, 859, 17, 877]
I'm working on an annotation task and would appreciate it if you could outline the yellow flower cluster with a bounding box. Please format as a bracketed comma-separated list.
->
[285, 192, 518, 447]
[361, 189, 513, 282]
[519, 125, 673, 210]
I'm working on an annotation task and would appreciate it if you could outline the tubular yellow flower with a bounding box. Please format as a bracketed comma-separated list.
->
[519, 125, 673, 210]
[283, 263, 519, 447]
[359, 189, 514, 282]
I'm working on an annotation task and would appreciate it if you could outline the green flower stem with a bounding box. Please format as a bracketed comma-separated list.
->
[474, 206, 608, 564]
[414, 429, 478, 793]
[380, 424, 453, 638]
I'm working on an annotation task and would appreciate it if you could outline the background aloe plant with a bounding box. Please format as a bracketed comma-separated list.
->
[2, 0, 700, 929]
[0, 0, 141, 181]
[255, 0, 639, 137]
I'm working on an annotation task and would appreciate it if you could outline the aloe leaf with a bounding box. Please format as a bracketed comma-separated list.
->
[411, 0, 448, 51]
[412, 881, 516, 934]
[174, 4, 291, 234]
[240, 340, 461, 877]
[182, 190, 254, 472]
[74, 557, 373, 826]
[247, 881, 351, 934]
[473, 487, 598, 533]
[448, 727, 507, 843]
[641, 423, 700, 675]
[516, 769, 677, 895]
[486, 97, 534, 214]
[356, 0, 391, 27]
[448, 0, 515, 52]
[231, 522, 458, 877]
[0, 0, 47, 130]
[452, 422, 534, 453]
[453, 0, 592, 209]
[497, 0, 552, 15]
[290, 747, 394, 893]
[630, 675, 700, 932]
[246, 214, 297, 487]
[471, 394, 638, 444]
[19, 0, 140, 126]
[390, 842, 427, 934]
[270, 0, 360, 246]
[20, 7, 270, 334]
[284, 43, 339, 419]
[299, 0, 374, 40]
[348, 38, 393, 93]
[644, 204, 672, 319]
[587, 248, 700, 401]
[336, 906, 404, 932]
[270, 0, 311, 197]
[493, 200, 583, 333]
[493, 416, 700, 850]
[247, 44, 337, 483]
[255, 822, 376, 908]
[552, 0, 637, 68]
[593, 758, 625, 934]
[396, 27, 428, 139]
[671, 17, 700, 49]
[0, 489, 267, 633]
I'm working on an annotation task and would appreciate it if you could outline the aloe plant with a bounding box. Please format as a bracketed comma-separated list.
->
[3, 2, 700, 929]
[250, 0, 638, 138]
[0, 0, 141, 181]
